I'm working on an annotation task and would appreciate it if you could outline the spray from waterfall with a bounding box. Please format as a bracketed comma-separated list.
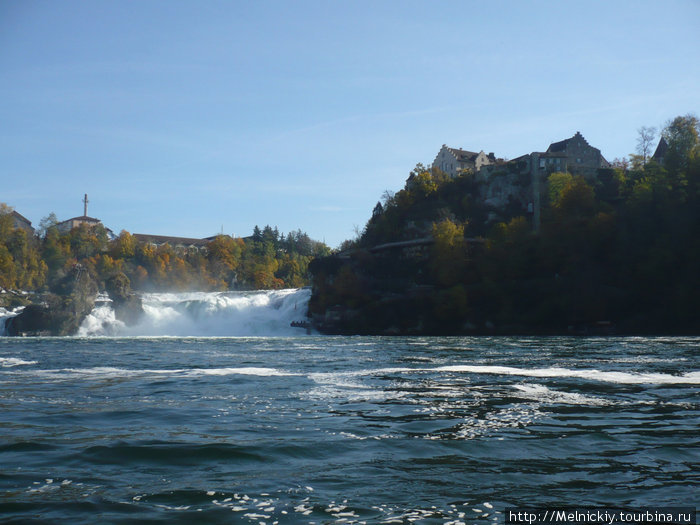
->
[78, 288, 312, 337]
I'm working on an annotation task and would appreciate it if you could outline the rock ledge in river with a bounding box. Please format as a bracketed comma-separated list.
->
[5, 265, 98, 336]
[105, 272, 144, 325]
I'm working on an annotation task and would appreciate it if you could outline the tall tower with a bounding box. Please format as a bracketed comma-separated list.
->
[83, 194, 89, 217]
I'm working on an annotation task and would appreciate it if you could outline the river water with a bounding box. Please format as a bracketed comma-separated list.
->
[0, 291, 698, 523]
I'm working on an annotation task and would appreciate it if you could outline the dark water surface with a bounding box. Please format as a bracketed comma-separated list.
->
[0, 336, 698, 523]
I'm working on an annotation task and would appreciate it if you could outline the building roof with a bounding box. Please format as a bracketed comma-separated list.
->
[540, 151, 569, 158]
[546, 132, 610, 167]
[447, 147, 481, 162]
[11, 210, 32, 226]
[202, 235, 234, 241]
[133, 233, 211, 247]
[547, 131, 590, 153]
[59, 215, 102, 225]
[652, 137, 668, 160]
[509, 153, 531, 163]
[546, 131, 590, 153]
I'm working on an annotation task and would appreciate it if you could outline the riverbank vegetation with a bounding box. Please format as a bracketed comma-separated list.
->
[309, 114, 700, 334]
[0, 215, 329, 297]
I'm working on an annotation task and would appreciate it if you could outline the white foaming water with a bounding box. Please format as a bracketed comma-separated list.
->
[78, 288, 311, 337]
[0, 357, 37, 367]
[512, 383, 611, 406]
[318, 365, 700, 385]
[0, 306, 24, 336]
[433, 364, 700, 384]
[24, 366, 298, 382]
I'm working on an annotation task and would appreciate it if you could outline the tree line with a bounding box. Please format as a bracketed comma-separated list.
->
[0, 215, 330, 294]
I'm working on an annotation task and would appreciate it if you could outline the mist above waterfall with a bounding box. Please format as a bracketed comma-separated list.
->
[78, 288, 311, 337]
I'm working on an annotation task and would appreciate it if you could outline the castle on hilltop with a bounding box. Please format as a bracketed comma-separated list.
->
[433, 132, 611, 230]
[433, 132, 610, 180]
[432, 146, 500, 177]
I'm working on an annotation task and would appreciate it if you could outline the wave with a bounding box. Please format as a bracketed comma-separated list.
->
[512, 383, 611, 405]
[8, 361, 698, 386]
[313, 365, 700, 385]
[433, 364, 700, 384]
[20, 366, 300, 381]
[0, 357, 37, 367]
[189, 367, 296, 377]
[78, 288, 311, 337]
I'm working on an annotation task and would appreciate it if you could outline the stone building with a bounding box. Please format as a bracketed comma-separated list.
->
[432, 145, 498, 177]
[56, 215, 103, 234]
[11, 211, 34, 234]
[474, 132, 609, 231]
[56, 194, 113, 238]
[545, 131, 610, 176]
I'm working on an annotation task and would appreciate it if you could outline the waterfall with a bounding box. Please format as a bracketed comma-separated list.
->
[77, 288, 312, 337]
[1, 307, 24, 336]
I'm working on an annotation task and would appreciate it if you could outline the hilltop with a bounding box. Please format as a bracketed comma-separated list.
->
[307, 115, 700, 335]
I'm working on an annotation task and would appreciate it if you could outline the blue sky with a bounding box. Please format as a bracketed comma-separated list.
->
[1, 0, 698, 247]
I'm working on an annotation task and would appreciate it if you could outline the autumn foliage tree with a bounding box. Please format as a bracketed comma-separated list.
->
[0, 209, 327, 294]
[0, 205, 47, 291]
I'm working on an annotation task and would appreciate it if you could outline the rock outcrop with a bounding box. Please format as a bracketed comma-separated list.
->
[105, 272, 144, 325]
[5, 265, 98, 336]
[0, 289, 32, 309]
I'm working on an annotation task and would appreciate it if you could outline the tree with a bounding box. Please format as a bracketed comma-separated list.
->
[37, 213, 59, 239]
[554, 176, 596, 220]
[405, 166, 437, 197]
[252, 225, 262, 243]
[207, 234, 243, 286]
[0, 204, 48, 290]
[662, 114, 700, 174]
[431, 219, 467, 287]
[0, 244, 16, 289]
[381, 190, 396, 207]
[111, 230, 136, 259]
[69, 224, 108, 259]
[611, 157, 630, 171]
[636, 126, 656, 165]
[284, 229, 315, 257]
[42, 227, 72, 275]
[262, 225, 278, 247]
[0, 203, 14, 243]
[208, 235, 242, 269]
[547, 172, 574, 206]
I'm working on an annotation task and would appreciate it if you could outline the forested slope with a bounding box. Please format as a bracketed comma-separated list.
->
[309, 115, 700, 335]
